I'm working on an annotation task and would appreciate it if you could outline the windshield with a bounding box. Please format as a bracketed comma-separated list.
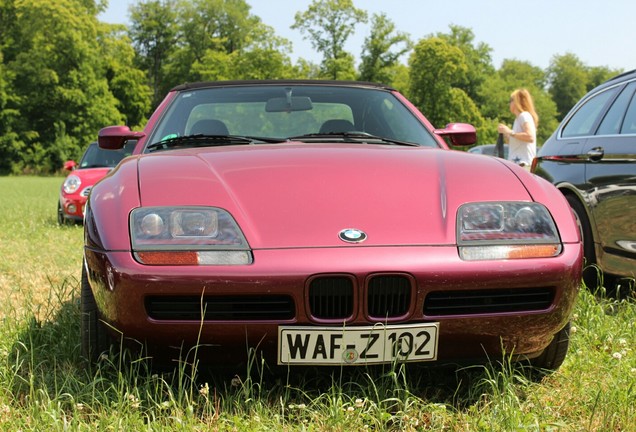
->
[79, 141, 136, 168]
[145, 84, 439, 151]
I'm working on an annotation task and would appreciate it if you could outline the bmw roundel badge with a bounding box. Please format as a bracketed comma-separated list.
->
[338, 228, 367, 243]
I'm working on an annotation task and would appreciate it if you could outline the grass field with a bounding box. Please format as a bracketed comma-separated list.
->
[0, 176, 634, 431]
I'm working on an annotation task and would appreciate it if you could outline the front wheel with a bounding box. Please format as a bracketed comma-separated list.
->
[529, 322, 570, 372]
[80, 262, 110, 364]
[57, 202, 65, 225]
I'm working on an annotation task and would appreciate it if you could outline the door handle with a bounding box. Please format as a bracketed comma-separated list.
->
[586, 147, 604, 161]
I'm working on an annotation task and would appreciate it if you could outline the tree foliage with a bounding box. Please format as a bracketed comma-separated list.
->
[0, 0, 137, 173]
[547, 53, 589, 121]
[435, 25, 494, 106]
[129, 0, 179, 107]
[358, 13, 411, 84]
[0, 0, 625, 173]
[292, 0, 367, 79]
[131, 0, 294, 101]
[548, 54, 623, 122]
[408, 37, 484, 132]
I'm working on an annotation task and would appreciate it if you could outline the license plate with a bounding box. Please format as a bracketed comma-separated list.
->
[278, 323, 439, 365]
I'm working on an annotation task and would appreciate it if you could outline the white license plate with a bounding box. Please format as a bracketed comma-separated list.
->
[278, 323, 439, 365]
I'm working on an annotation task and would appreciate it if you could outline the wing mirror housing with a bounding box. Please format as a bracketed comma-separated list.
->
[98, 126, 146, 150]
[434, 123, 477, 146]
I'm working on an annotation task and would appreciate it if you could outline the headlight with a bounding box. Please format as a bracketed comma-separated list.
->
[62, 175, 81, 194]
[457, 202, 562, 260]
[130, 207, 252, 265]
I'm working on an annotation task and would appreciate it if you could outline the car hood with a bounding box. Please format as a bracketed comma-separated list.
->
[134, 144, 531, 248]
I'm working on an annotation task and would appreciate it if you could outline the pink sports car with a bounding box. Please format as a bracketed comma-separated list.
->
[82, 81, 582, 373]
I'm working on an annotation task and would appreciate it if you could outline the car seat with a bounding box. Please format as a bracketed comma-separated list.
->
[319, 119, 356, 133]
[190, 119, 230, 135]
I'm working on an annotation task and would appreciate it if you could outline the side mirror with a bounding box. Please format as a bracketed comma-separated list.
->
[98, 126, 146, 150]
[63, 160, 76, 171]
[434, 123, 477, 146]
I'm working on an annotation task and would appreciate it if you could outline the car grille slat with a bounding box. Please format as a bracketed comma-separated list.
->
[424, 288, 554, 316]
[146, 295, 294, 321]
[368, 275, 411, 318]
[309, 277, 353, 319]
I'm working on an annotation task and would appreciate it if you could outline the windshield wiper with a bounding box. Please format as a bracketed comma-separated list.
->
[287, 132, 419, 147]
[146, 134, 283, 152]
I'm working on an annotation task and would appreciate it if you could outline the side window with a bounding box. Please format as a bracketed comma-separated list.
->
[561, 87, 619, 138]
[621, 82, 636, 134]
[597, 82, 636, 135]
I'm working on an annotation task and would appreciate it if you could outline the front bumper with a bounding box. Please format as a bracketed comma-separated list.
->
[84, 243, 582, 365]
[60, 195, 87, 221]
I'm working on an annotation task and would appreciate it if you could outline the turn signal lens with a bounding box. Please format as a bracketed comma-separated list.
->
[136, 250, 252, 265]
[459, 244, 561, 261]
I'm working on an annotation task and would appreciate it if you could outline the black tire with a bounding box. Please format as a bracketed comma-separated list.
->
[565, 194, 619, 292]
[530, 322, 570, 372]
[80, 262, 109, 363]
[565, 195, 601, 290]
[57, 202, 65, 225]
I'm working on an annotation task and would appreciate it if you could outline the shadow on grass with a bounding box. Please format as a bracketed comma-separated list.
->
[12, 273, 629, 423]
[6, 291, 545, 420]
[583, 264, 635, 301]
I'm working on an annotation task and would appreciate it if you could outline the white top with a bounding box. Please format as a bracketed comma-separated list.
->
[508, 111, 536, 167]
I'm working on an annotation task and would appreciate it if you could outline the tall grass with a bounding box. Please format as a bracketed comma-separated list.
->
[0, 176, 634, 431]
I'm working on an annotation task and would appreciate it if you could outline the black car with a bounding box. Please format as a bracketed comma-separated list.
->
[533, 69, 636, 292]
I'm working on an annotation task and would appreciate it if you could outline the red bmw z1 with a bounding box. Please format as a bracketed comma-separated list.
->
[82, 80, 582, 373]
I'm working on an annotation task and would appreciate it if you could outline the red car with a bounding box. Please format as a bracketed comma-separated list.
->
[58, 141, 135, 224]
[83, 81, 582, 372]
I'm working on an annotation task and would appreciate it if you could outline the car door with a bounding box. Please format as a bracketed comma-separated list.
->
[584, 80, 636, 277]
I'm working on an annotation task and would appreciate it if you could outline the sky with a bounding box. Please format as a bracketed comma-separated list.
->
[99, 0, 635, 73]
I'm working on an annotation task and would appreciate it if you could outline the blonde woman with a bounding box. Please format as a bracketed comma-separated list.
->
[498, 89, 539, 170]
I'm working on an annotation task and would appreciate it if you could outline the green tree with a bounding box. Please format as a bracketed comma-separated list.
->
[291, 58, 323, 79]
[321, 53, 357, 80]
[436, 25, 494, 106]
[292, 0, 367, 79]
[358, 13, 411, 84]
[1, 0, 26, 173]
[547, 53, 588, 121]
[168, 0, 293, 84]
[387, 63, 410, 94]
[0, 53, 24, 174]
[408, 37, 484, 135]
[99, 24, 152, 128]
[180, 0, 255, 55]
[129, 0, 178, 107]
[587, 65, 622, 91]
[229, 25, 294, 79]
[3, 0, 123, 173]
